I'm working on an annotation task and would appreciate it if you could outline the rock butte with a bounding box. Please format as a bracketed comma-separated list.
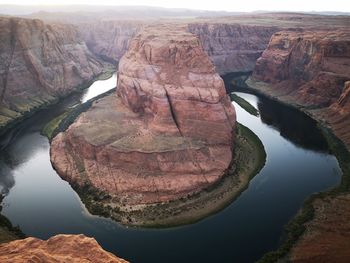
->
[51, 24, 236, 205]
[0, 234, 128, 263]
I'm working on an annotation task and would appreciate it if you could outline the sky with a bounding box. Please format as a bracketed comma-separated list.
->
[0, 0, 349, 12]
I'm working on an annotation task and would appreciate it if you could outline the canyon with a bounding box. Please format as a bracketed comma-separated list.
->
[0, 16, 108, 134]
[2, 13, 349, 135]
[249, 28, 350, 148]
[247, 28, 350, 261]
[0, 9, 349, 263]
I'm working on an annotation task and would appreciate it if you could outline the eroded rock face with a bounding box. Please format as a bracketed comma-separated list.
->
[326, 81, 350, 146]
[250, 29, 350, 147]
[0, 17, 104, 131]
[0, 234, 128, 263]
[252, 29, 350, 107]
[188, 23, 279, 75]
[51, 24, 236, 205]
[78, 20, 143, 64]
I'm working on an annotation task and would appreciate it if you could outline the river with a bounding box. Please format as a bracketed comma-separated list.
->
[0, 74, 342, 262]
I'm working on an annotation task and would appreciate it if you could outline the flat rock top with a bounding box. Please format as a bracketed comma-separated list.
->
[0, 234, 128, 263]
[72, 95, 205, 153]
[271, 29, 350, 41]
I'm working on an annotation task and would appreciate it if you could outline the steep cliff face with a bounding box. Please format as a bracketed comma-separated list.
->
[78, 20, 143, 64]
[326, 81, 350, 147]
[76, 20, 279, 75]
[188, 23, 279, 75]
[51, 24, 236, 206]
[252, 29, 350, 107]
[0, 17, 105, 131]
[0, 234, 128, 263]
[249, 29, 350, 147]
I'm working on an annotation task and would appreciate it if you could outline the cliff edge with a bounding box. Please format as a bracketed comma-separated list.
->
[0, 234, 128, 263]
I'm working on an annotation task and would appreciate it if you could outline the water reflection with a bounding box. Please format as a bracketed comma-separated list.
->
[0, 73, 117, 198]
[257, 97, 329, 152]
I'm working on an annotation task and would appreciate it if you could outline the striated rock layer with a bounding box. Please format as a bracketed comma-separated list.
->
[78, 20, 143, 64]
[249, 29, 350, 148]
[188, 23, 279, 75]
[74, 14, 350, 76]
[51, 24, 236, 205]
[0, 234, 128, 263]
[0, 17, 105, 132]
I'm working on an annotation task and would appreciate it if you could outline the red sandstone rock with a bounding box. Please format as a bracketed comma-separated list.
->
[188, 23, 279, 75]
[324, 81, 350, 147]
[289, 194, 350, 263]
[51, 24, 236, 205]
[251, 29, 350, 148]
[0, 17, 104, 130]
[0, 234, 128, 263]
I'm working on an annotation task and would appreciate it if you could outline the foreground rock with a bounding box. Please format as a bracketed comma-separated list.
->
[51, 24, 236, 211]
[248, 29, 350, 149]
[0, 17, 106, 133]
[0, 234, 128, 263]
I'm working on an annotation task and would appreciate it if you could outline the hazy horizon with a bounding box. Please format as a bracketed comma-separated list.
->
[0, 0, 349, 13]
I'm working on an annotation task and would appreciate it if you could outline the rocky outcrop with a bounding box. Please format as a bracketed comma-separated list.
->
[325, 81, 350, 147]
[289, 194, 350, 263]
[249, 29, 350, 148]
[188, 23, 279, 75]
[78, 20, 143, 64]
[51, 24, 236, 206]
[0, 234, 128, 263]
[0, 17, 105, 132]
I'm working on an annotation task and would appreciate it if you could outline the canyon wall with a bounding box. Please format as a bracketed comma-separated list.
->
[51, 24, 236, 206]
[0, 234, 128, 263]
[249, 29, 350, 148]
[77, 21, 279, 75]
[78, 20, 143, 64]
[188, 23, 279, 75]
[252, 29, 350, 107]
[0, 17, 105, 132]
[248, 29, 350, 260]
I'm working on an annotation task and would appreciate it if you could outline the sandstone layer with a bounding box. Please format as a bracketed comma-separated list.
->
[188, 23, 279, 75]
[0, 234, 128, 263]
[249, 29, 350, 148]
[71, 14, 350, 76]
[0, 17, 105, 132]
[51, 24, 236, 206]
